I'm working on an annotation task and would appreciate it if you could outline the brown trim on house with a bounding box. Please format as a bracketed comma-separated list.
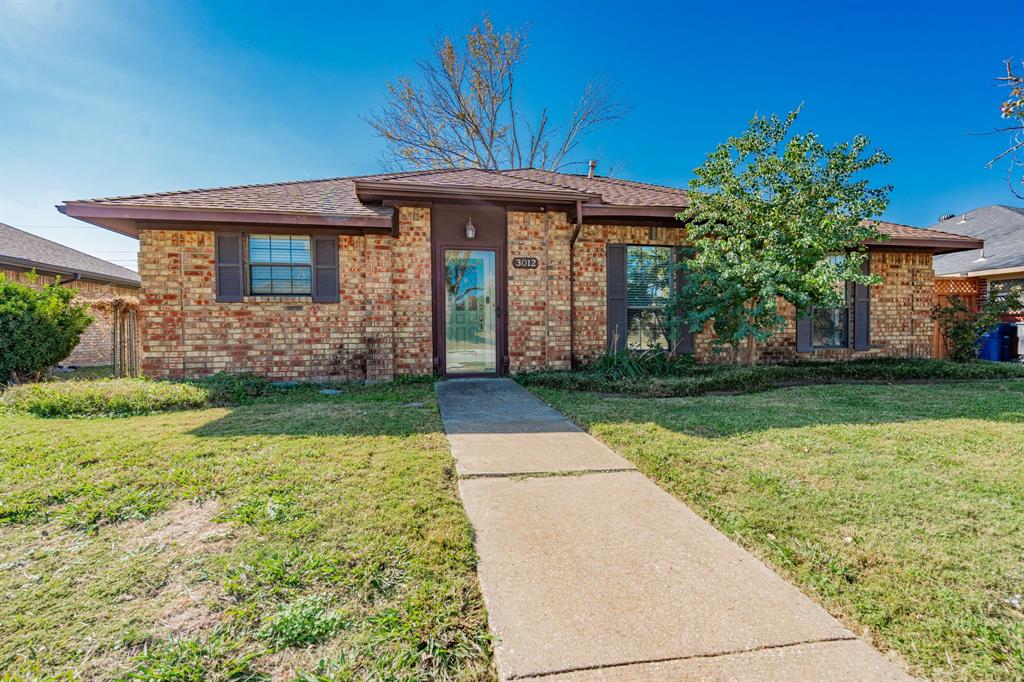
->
[140, 221, 386, 236]
[581, 204, 686, 219]
[356, 179, 598, 205]
[865, 237, 983, 254]
[58, 202, 394, 236]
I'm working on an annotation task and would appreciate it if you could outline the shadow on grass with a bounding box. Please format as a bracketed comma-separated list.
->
[190, 388, 443, 439]
[536, 381, 1024, 439]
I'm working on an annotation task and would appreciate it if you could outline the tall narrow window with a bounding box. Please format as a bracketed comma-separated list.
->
[248, 235, 312, 295]
[626, 246, 673, 350]
[812, 255, 852, 348]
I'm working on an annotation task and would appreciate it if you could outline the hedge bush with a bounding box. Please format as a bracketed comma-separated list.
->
[0, 372, 276, 417]
[517, 357, 1024, 397]
[0, 276, 93, 383]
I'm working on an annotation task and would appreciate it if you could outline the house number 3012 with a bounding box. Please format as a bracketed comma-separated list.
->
[512, 257, 539, 269]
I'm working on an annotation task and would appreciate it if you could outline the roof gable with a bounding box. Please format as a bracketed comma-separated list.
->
[0, 223, 140, 286]
[931, 205, 1024, 275]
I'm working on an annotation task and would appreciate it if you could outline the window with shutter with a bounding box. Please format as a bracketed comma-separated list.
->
[248, 235, 312, 295]
[625, 246, 673, 350]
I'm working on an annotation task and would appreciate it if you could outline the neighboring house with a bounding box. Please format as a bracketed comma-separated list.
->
[0, 223, 141, 367]
[931, 205, 1024, 322]
[57, 168, 981, 380]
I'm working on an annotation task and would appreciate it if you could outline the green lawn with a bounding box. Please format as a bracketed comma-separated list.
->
[531, 380, 1024, 681]
[0, 381, 492, 680]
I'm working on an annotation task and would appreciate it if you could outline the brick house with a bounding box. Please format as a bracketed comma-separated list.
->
[57, 169, 982, 380]
[1, 222, 141, 367]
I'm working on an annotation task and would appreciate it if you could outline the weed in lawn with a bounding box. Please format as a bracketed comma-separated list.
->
[115, 630, 264, 682]
[257, 596, 349, 650]
[60, 487, 168, 533]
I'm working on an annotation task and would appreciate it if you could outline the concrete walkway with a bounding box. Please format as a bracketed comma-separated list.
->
[437, 379, 911, 681]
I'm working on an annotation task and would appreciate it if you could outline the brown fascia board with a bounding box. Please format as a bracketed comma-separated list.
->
[865, 236, 985, 254]
[0, 255, 140, 288]
[58, 202, 395, 237]
[355, 179, 600, 204]
[581, 204, 686, 220]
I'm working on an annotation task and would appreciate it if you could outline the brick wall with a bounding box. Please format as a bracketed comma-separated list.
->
[137, 206, 432, 381]
[1, 267, 138, 367]
[135, 211, 939, 380]
[506, 210, 573, 372]
[569, 230, 936, 365]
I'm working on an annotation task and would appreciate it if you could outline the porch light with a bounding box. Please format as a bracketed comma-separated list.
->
[465, 216, 476, 239]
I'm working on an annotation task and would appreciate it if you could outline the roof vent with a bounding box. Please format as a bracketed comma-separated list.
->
[588, 160, 597, 178]
[939, 213, 955, 221]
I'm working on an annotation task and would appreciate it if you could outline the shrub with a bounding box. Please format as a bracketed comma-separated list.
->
[0, 275, 93, 383]
[0, 378, 210, 417]
[257, 595, 348, 649]
[931, 291, 1023, 362]
[517, 357, 1024, 397]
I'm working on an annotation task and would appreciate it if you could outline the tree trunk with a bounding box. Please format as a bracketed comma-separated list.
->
[744, 334, 756, 366]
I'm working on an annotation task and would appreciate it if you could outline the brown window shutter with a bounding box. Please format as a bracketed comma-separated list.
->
[673, 247, 695, 354]
[215, 233, 244, 302]
[312, 235, 340, 303]
[796, 313, 812, 352]
[606, 244, 627, 351]
[854, 256, 871, 350]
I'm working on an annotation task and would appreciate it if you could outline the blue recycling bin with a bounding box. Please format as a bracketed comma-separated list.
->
[996, 322, 1017, 361]
[977, 330, 1002, 361]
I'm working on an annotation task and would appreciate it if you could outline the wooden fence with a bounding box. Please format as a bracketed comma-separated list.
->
[932, 278, 981, 359]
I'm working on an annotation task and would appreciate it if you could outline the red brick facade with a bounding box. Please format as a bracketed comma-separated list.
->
[135, 208, 938, 380]
[1, 267, 138, 367]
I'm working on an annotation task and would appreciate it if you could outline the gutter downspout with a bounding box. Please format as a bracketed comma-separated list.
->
[569, 200, 584, 369]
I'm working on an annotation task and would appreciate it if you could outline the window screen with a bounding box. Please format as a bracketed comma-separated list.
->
[626, 246, 673, 350]
[248, 235, 312, 295]
[812, 256, 851, 348]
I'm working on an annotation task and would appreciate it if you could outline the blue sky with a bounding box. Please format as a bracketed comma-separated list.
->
[1, 0, 1021, 271]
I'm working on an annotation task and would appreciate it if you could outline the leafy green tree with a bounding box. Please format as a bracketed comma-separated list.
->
[931, 289, 1023, 362]
[673, 107, 892, 365]
[0, 274, 93, 383]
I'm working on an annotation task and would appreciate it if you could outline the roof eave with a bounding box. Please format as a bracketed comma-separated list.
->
[0, 254, 140, 288]
[58, 202, 394, 236]
[581, 204, 687, 220]
[866, 236, 985, 254]
[355, 179, 599, 204]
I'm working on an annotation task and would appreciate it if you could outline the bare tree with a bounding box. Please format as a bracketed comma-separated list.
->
[365, 16, 627, 171]
[986, 59, 1024, 198]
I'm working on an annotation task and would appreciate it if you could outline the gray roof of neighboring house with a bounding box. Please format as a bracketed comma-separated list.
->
[0, 223, 140, 287]
[931, 205, 1024, 276]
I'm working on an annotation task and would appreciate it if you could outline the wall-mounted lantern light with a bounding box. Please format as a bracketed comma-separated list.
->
[465, 216, 476, 240]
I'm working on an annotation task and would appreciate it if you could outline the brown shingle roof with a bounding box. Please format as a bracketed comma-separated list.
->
[500, 168, 690, 207]
[0, 223, 140, 286]
[59, 168, 980, 250]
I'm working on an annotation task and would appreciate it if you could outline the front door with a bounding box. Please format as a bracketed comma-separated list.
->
[443, 248, 498, 375]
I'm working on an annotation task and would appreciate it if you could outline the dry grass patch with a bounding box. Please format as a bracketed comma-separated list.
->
[0, 380, 492, 680]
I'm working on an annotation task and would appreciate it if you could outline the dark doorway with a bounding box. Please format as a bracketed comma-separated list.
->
[431, 204, 508, 377]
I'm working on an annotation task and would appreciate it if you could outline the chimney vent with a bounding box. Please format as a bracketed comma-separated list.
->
[587, 160, 597, 178]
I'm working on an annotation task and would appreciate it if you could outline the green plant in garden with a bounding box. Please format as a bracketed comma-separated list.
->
[931, 290, 1023, 362]
[673, 107, 891, 365]
[0, 274, 93, 383]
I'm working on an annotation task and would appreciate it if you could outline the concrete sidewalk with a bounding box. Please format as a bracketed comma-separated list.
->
[437, 378, 910, 681]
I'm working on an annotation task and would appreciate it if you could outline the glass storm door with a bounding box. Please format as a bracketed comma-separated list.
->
[444, 249, 497, 375]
